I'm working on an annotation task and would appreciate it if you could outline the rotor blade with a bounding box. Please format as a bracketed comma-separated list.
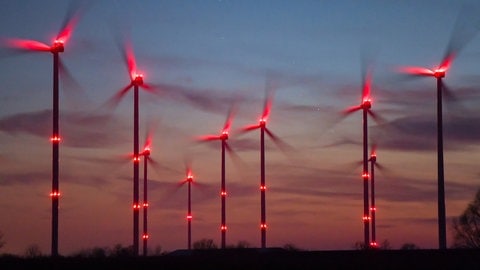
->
[2, 38, 50, 52]
[223, 103, 237, 133]
[262, 80, 276, 120]
[104, 84, 133, 110]
[442, 81, 469, 115]
[342, 105, 362, 115]
[196, 135, 221, 142]
[241, 124, 261, 133]
[56, 0, 85, 44]
[115, 35, 137, 80]
[184, 155, 193, 177]
[265, 128, 294, 152]
[59, 58, 89, 110]
[440, 3, 480, 71]
[360, 53, 374, 101]
[225, 142, 248, 171]
[396, 66, 434, 77]
[367, 110, 387, 125]
[370, 143, 377, 157]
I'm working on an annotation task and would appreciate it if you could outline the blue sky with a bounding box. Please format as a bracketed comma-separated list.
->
[1, 0, 480, 255]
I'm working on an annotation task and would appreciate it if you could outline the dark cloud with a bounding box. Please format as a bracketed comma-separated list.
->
[0, 109, 128, 148]
[372, 113, 480, 152]
[0, 171, 49, 186]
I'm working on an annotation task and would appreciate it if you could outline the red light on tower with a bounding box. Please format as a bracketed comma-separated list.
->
[260, 185, 266, 191]
[50, 136, 61, 143]
[186, 215, 192, 220]
[50, 191, 61, 197]
[221, 225, 227, 231]
[260, 223, 267, 229]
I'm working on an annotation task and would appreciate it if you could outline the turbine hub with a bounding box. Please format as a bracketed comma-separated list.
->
[220, 131, 229, 140]
[133, 74, 144, 86]
[362, 100, 372, 109]
[259, 119, 266, 127]
[51, 40, 64, 53]
[434, 70, 445, 78]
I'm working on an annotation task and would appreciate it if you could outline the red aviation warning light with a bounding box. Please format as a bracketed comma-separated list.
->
[50, 191, 61, 197]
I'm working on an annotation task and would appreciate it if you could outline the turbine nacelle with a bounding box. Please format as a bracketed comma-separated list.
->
[361, 99, 372, 109]
[187, 174, 194, 182]
[132, 74, 144, 86]
[434, 69, 446, 79]
[51, 40, 64, 53]
[142, 147, 151, 156]
[259, 118, 267, 127]
[220, 131, 229, 140]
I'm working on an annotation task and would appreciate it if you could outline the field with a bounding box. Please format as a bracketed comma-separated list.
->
[1, 248, 479, 270]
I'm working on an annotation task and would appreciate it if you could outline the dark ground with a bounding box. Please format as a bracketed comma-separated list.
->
[1, 248, 479, 270]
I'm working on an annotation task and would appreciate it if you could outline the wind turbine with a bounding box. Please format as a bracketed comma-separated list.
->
[240, 78, 289, 249]
[342, 65, 382, 249]
[396, 5, 480, 250]
[1, 3, 85, 257]
[174, 160, 196, 250]
[140, 128, 156, 256]
[368, 144, 385, 248]
[106, 38, 162, 256]
[196, 106, 236, 249]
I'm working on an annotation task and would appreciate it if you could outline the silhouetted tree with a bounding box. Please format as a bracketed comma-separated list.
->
[152, 245, 164, 255]
[400, 243, 420, 250]
[234, 241, 251, 249]
[110, 244, 134, 257]
[283, 243, 302, 251]
[379, 239, 392, 250]
[193, 239, 217, 249]
[452, 188, 480, 248]
[353, 241, 368, 250]
[24, 244, 42, 258]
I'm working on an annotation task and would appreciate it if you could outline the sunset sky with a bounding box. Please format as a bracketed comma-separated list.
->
[1, 0, 480, 255]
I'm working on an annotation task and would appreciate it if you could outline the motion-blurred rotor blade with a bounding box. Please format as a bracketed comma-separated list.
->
[225, 142, 248, 172]
[59, 58, 89, 109]
[104, 84, 133, 110]
[56, 0, 86, 44]
[342, 105, 362, 115]
[265, 128, 293, 152]
[441, 4, 480, 71]
[367, 110, 387, 125]
[2, 38, 51, 52]
[223, 103, 237, 133]
[241, 124, 261, 133]
[397, 66, 434, 77]
[197, 135, 221, 142]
